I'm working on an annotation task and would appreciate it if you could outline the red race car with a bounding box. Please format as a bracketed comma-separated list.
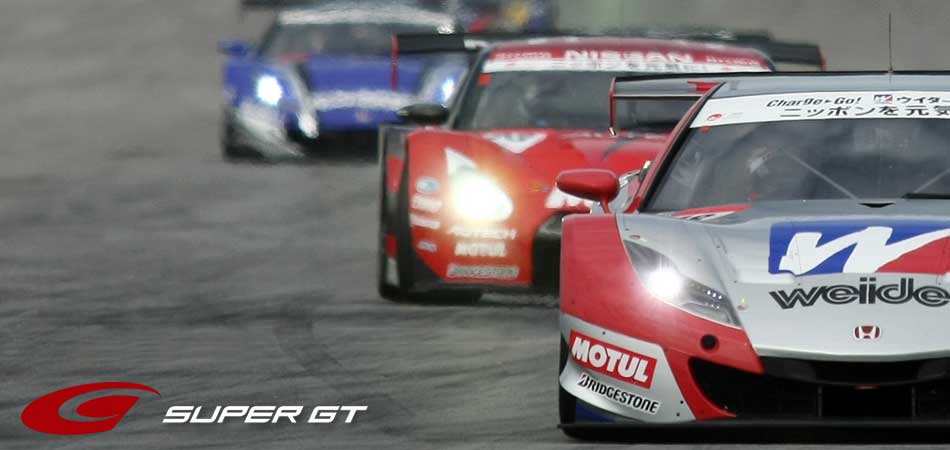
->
[377, 34, 822, 302]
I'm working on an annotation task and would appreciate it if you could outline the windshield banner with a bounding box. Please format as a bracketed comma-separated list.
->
[692, 91, 950, 128]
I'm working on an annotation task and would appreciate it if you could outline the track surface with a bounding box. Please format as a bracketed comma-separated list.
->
[0, 1, 947, 449]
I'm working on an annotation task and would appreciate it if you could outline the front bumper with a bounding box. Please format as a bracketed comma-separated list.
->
[227, 103, 389, 158]
[408, 214, 567, 293]
[692, 356, 950, 419]
[560, 313, 694, 424]
[317, 107, 399, 132]
[560, 313, 950, 427]
[226, 103, 307, 158]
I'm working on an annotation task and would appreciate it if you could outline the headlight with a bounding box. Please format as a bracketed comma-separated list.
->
[450, 171, 513, 223]
[642, 267, 683, 301]
[438, 78, 457, 104]
[255, 75, 283, 106]
[416, 58, 467, 105]
[626, 241, 739, 327]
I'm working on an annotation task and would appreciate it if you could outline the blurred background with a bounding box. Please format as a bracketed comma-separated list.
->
[236, 0, 950, 70]
[559, 0, 930, 69]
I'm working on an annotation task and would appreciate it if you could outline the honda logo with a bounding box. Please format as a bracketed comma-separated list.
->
[853, 325, 882, 340]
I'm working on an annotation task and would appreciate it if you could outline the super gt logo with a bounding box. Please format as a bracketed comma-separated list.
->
[22, 382, 159, 435]
[768, 220, 950, 276]
[22, 382, 367, 435]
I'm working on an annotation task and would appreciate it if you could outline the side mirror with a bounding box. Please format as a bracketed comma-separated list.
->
[219, 39, 252, 57]
[556, 169, 620, 212]
[398, 103, 449, 126]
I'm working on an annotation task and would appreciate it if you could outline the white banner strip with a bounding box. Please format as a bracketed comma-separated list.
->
[311, 90, 416, 111]
[482, 59, 768, 74]
[692, 91, 950, 128]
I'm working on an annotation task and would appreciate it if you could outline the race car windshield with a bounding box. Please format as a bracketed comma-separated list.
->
[647, 118, 950, 212]
[454, 71, 623, 130]
[261, 23, 440, 57]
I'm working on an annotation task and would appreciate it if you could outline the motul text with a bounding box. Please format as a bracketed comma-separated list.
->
[569, 330, 656, 389]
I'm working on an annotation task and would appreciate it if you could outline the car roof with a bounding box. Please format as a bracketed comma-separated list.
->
[278, 5, 456, 28]
[489, 36, 769, 60]
[708, 72, 950, 98]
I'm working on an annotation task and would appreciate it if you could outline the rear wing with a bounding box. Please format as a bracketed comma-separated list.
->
[609, 71, 878, 131]
[608, 72, 892, 132]
[393, 31, 573, 54]
[391, 29, 824, 90]
[605, 28, 825, 71]
[608, 73, 756, 133]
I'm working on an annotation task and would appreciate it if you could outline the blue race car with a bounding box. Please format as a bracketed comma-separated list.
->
[218, 5, 466, 159]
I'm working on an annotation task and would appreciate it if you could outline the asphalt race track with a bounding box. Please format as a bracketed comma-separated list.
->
[0, 2, 948, 449]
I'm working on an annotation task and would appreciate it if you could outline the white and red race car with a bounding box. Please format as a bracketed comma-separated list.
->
[558, 72, 950, 438]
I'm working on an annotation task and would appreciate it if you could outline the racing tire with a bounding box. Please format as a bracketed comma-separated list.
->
[560, 337, 596, 440]
[377, 157, 481, 304]
[559, 337, 578, 426]
[376, 240, 403, 301]
[376, 161, 405, 301]
[376, 158, 421, 302]
[221, 116, 258, 161]
[221, 141, 244, 160]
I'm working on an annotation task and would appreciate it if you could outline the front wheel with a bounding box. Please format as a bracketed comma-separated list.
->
[376, 242, 403, 301]
[221, 116, 259, 160]
[377, 152, 413, 302]
[559, 337, 597, 440]
[376, 231, 483, 304]
[377, 161, 481, 303]
[559, 337, 577, 426]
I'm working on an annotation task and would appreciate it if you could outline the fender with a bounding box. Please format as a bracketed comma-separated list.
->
[560, 214, 762, 419]
[378, 124, 416, 267]
[379, 125, 413, 196]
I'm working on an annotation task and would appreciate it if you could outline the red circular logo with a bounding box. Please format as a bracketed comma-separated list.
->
[22, 382, 160, 435]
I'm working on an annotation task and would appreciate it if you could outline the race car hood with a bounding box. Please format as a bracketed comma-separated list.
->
[301, 55, 423, 110]
[619, 199, 950, 361]
[464, 128, 666, 209]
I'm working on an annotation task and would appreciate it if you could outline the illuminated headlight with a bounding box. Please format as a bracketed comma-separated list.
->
[643, 267, 683, 301]
[626, 242, 739, 327]
[255, 75, 284, 107]
[450, 171, 513, 223]
[438, 78, 456, 104]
